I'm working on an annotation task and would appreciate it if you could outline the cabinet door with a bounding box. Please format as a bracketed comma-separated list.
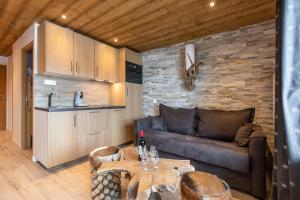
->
[87, 131, 105, 153]
[43, 21, 74, 76]
[95, 41, 109, 81]
[74, 33, 95, 79]
[108, 46, 118, 83]
[125, 83, 142, 142]
[77, 111, 88, 157]
[95, 42, 118, 82]
[109, 109, 126, 145]
[48, 112, 77, 167]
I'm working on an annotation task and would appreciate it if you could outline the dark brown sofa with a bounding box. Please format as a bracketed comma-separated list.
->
[134, 104, 266, 199]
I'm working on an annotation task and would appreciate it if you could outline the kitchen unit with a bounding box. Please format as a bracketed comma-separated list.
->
[34, 106, 125, 168]
[34, 21, 143, 168]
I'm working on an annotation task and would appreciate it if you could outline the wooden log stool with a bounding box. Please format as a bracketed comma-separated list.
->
[89, 146, 121, 200]
[180, 171, 232, 200]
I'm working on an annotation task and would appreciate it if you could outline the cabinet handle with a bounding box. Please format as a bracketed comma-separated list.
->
[71, 61, 73, 72]
[74, 115, 76, 127]
[126, 87, 129, 96]
[76, 62, 78, 73]
[96, 67, 98, 76]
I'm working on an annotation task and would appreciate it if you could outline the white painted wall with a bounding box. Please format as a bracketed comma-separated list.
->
[12, 23, 39, 147]
[6, 56, 12, 131]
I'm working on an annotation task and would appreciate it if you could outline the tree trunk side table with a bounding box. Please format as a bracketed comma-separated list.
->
[89, 146, 121, 200]
[180, 171, 232, 200]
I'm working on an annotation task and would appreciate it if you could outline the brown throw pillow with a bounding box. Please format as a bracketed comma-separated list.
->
[234, 123, 253, 146]
[197, 108, 255, 141]
[160, 104, 196, 135]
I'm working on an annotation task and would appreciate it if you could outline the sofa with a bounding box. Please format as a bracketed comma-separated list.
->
[134, 104, 266, 199]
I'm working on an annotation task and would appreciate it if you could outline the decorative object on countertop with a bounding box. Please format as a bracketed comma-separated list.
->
[184, 44, 201, 91]
[180, 171, 232, 200]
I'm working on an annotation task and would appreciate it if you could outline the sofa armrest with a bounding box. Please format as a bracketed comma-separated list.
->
[133, 117, 151, 145]
[249, 124, 266, 199]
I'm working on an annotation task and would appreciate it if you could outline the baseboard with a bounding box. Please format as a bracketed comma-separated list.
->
[12, 137, 21, 148]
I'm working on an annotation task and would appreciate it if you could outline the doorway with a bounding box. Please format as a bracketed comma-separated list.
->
[22, 45, 33, 149]
[0, 65, 6, 131]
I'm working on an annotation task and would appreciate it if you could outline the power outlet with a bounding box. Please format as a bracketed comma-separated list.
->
[44, 79, 56, 86]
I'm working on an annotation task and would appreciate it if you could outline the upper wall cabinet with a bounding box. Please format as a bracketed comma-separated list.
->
[95, 41, 118, 83]
[73, 33, 95, 79]
[38, 21, 74, 76]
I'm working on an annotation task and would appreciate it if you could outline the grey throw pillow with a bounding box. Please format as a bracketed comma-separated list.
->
[149, 116, 166, 131]
[234, 123, 253, 146]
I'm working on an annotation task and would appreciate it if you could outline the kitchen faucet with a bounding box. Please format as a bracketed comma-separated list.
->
[48, 89, 55, 107]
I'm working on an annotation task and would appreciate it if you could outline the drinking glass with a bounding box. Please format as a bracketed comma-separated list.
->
[140, 146, 149, 171]
[150, 146, 159, 169]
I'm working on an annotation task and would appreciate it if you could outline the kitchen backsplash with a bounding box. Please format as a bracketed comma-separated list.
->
[34, 75, 110, 107]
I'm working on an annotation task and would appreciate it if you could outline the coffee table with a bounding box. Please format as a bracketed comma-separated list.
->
[97, 146, 194, 199]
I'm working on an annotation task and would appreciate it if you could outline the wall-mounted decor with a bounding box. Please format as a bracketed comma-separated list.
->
[184, 44, 201, 90]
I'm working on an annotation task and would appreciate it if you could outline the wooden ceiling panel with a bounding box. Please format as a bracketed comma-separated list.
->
[0, 0, 275, 56]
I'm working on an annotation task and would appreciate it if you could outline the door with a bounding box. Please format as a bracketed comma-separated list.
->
[25, 49, 33, 148]
[0, 65, 6, 130]
[125, 83, 142, 142]
[74, 33, 95, 79]
[44, 21, 74, 76]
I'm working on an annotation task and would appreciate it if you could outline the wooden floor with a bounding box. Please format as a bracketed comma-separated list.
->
[0, 130, 256, 200]
[0, 131, 91, 200]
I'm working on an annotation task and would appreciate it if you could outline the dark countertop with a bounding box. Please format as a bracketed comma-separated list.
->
[35, 105, 126, 112]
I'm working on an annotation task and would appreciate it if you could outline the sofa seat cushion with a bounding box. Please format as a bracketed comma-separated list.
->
[144, 130, 249, 174]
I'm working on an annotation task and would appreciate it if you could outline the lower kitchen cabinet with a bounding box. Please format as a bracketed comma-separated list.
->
[34, 110, 78, 168]
[109, 109, 126, 146]
[34, 108, 126, 168]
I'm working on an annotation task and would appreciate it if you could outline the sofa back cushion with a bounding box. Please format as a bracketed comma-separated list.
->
[197, 108, 255, 141]
[160, 104, 196, 135]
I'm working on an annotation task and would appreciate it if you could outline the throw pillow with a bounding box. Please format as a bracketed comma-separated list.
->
[160, 104, 196, 135]
[197, 108, 255, 141]
[234, 123, 253, 146]
[149, 116, 166, 131]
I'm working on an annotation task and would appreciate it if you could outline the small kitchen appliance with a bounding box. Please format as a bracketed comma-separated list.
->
[74, 91, 87, 107]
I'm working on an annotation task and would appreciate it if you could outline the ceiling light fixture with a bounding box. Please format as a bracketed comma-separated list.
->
[114, 38, 118, 42]
[209, 1, 215, 7]
[61, 14, 67, 19]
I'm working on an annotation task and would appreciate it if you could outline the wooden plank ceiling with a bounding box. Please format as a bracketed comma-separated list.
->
[0, 0, 275, 56]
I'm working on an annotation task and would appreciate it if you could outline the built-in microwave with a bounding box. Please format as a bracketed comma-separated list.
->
[126, 61, 142, 84]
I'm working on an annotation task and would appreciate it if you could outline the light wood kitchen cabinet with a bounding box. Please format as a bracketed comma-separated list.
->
[48, 112, 78, 166]
[125, 83, 143, 142]
[109, 109, 126, 145]
[38, 21, 74, 76]
[73, 33, 95, 79]
[86, 110, 108, 152]
[95, 41, 118, 83]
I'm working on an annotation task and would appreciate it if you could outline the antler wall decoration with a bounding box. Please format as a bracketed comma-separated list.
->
[184, 44, 201, 90]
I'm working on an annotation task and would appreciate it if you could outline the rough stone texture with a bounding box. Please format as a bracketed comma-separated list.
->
[142, 20, 275, 150]
[34, 75, 110, 107]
